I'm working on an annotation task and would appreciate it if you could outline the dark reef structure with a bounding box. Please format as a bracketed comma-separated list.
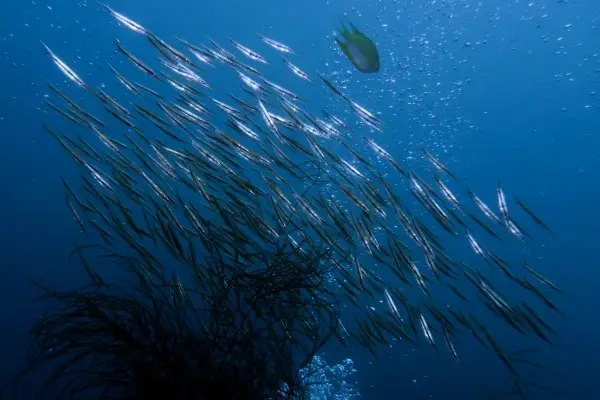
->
[4, 229, 341, 399]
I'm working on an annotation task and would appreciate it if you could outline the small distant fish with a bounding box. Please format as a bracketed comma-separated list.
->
[465, 230, 486, 257]
[281, 57, 313, 82]
[176, 37, 216, 67]
[423, 149, 457, 180]
[98, 2, 148, 35]
[497, 183, 509, 221]
[257, 34, 296, 54]
[189, 48, 215, 67]
[418, 309, 436, 350]
[522, 261, 564, 294]
[41, 42, 88, 90]
[505, 216, 527, 243]
[262, 78, 303, 102]
[319, 74, 346, 99]
[107, 62, 140, 95]
[347, 99, 382, 131]
[467, 189, 502, 225]
[322, 108, 349, 130]
[435, 176, 463, 212]
[237, 71, 263, 92]
[229, 38, 269, 64]
[516, 198, 552, 233]
[364, 136, 406, 176]
[206, 38, 238, 67]
[114, 40, 160, 80]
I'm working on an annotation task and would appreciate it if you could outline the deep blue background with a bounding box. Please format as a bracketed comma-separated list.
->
[1, 0, 599, 398]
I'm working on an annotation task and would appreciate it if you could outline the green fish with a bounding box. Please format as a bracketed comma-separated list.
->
[335, 19, 380, 73]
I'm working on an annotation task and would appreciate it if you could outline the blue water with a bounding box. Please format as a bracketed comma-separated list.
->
[1, 0, 599, 398]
